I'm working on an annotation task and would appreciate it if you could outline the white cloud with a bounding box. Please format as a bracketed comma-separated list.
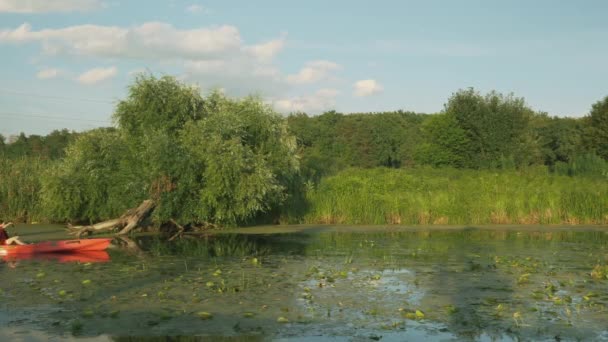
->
[0, 0, 102, 13]
[0, 22, 351, 103]
[77, 66, 117, 85]
[36, 68, 61, 79]
[286, 60, 341, 85]
[183, 57, 284, 96]
[245, 33, 287, 62]
[273, 88, 339, 113]
[186, 4, 209, 14]
[353, 79, 383, 97]
[0, 22, 293, 97]
[0, 22, 245, 61]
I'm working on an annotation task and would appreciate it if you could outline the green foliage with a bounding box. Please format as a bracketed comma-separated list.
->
[0, 129, 76, 160]
[111, 75, 209, 223]
[293, 167, 608, 225]
[41, 75, 298, 225]
[180, 94, 298, 225]
[414, 114, 473, 167]
[288, 110, 426, 179]
[114, 74, 206, 137]
[532, 114, 584, 165]
[443, 88, 537, 168]
[2, 78, 606, 226]
[553, 153, 608, 178]
[0, 157, 48, 222]
[41, 128, 145, 222]
[584, 96, 608, 160]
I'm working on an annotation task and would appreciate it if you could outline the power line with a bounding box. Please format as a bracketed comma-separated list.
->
[0, 112, 112, 124]
[0, 89, 116, 104]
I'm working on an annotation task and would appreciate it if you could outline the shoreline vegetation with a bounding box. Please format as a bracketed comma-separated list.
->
[293, 168, 608, 226]
[1, 74, 607, 229]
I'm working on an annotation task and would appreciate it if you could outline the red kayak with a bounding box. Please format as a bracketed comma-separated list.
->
[0, 238, 112, 255]
[2, 250, 110, 263]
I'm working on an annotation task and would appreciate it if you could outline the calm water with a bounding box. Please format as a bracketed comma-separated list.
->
[1, 226, 608, 341]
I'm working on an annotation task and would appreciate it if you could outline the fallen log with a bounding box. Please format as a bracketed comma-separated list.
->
[67, 200, 155, 238]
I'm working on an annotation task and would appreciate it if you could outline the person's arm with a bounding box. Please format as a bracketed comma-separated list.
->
[6, 236, 25, 245]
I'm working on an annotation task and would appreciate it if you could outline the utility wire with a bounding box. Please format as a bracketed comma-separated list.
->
[0, 89, 116, 104]
[0, 112, 112, 124]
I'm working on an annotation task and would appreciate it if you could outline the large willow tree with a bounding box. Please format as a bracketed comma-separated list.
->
[42, 75, 299, 226]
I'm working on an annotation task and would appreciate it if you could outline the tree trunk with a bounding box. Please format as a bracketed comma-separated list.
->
[67, 200, 155, 238]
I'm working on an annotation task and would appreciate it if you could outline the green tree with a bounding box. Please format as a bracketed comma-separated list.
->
[585, 96, 608, 160]
[181, 94, 298, 224]
[41, 128, 143, 222]
[444, 88, 536, 168]
[414, 113, 473, 167]
[112, 75, 208, 223]
[43, 75, 298, 226]
[44, 129, 76, 159]
[533, 114, 585, 165]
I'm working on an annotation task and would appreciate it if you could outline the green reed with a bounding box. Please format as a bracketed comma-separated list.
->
[295, 167, 608, 225]
[0, 157, 50, 222]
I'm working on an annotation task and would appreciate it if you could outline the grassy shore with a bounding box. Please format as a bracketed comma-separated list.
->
[295, 167, 608, 225]
[2, 156, 607, 226]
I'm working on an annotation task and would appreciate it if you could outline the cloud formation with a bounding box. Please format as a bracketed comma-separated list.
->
[0, 0, 102, 13]
[77, 66, 117, 85]
[0, 22, 288, 94]
[186, 4, 209, 14]
[273, 88, 339, 113]
[0, 22, 246, 60]
[353, 79, 383, 97]
[286, 60, 341, 85]
[36, 68, 61, 79]
[0, 21, 347, 108]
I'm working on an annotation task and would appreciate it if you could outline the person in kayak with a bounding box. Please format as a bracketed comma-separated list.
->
[0, 222, 25, 245]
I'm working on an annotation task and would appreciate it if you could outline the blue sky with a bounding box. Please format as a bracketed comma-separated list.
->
[1, 0, 607, 136]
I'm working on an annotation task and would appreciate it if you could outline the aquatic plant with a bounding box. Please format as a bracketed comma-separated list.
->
[590, 265, 608, 280]
[196, 311, 213, 320]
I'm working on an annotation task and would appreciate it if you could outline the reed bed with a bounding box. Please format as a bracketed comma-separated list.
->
[297, 167, 608, 225]
[0, 157, 49, 222]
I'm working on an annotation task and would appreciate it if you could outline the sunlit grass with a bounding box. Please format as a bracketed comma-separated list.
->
[294, 167, 608, 225]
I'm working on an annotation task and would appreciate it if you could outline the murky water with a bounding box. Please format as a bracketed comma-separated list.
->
[1, 226, 608, 341]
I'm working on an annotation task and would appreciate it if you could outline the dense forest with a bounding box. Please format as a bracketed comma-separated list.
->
[1, 75, 607, 227]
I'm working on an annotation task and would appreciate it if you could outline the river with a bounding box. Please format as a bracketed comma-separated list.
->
[1, 225, 608, 341]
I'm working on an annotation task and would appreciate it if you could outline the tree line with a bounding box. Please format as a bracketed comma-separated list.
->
[1, 75, 606, 226]
[288, 88, 607, 178]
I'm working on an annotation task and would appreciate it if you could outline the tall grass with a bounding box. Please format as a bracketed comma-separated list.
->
[0, 157, 50, 222]
[553, 153, 608, 178]
[294, 167, 608, 225]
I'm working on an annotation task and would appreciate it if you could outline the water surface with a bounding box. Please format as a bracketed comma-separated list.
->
[1, 225, 608, 341]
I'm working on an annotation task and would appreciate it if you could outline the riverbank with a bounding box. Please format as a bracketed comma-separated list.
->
[2, 160, 608, 227]
[8, 223, 608, 243]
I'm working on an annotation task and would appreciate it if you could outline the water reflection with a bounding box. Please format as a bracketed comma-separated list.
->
[2, 251, 110, 264]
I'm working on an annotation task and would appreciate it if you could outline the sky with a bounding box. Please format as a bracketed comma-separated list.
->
[1, 0, 608, 137]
